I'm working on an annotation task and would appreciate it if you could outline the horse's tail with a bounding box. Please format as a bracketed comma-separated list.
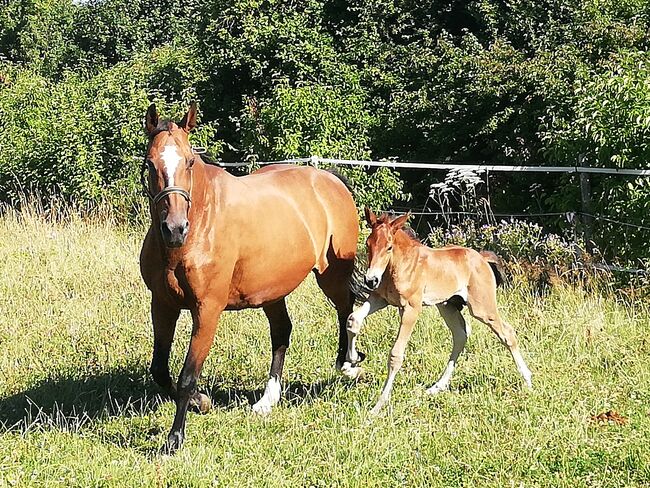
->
[480, 250, 505, 287]
[349, 251, 371, 303]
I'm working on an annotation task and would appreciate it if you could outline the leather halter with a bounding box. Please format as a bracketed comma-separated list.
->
[141, 158, 192, 207]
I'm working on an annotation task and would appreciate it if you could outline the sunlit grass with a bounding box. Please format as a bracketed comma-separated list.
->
[1, 202, 649, 486]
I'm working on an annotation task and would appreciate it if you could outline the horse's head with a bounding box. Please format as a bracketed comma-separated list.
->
[363, 207, 410, 290]
[143, 103, 198, 248]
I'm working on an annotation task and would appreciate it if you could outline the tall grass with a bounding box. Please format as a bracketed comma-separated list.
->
[1, 202, 649, 487]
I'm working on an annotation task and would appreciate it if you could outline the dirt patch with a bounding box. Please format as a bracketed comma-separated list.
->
[590, 410, 627, 426]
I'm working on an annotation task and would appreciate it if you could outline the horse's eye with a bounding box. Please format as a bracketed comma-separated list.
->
[188, 157, 196, 167]
[387, 245, 393, 252]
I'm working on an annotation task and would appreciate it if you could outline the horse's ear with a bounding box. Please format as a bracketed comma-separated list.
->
[179, 101, 197, 133]
[364, 207, 377, 226]
[145, 103, 159, 135]
[391, 212, 411, 230]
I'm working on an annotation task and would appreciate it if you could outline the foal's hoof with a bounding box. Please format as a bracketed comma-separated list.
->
[189, 392, 212, 414]
[425, 384, 447, 396]
[340, 362, 364, 381]
[163, 431, 184, 455]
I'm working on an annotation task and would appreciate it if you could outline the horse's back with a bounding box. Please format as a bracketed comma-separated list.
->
[245, 165, 358, 263]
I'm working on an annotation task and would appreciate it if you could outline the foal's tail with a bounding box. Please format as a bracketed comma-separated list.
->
[480, 250, 505, 287]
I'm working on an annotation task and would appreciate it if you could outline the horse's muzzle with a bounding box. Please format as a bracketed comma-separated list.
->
[364, 274, 380, 290]
[161, 219, 189, 248]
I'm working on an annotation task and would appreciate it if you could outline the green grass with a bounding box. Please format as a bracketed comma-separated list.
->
[1, 205, 649, 487]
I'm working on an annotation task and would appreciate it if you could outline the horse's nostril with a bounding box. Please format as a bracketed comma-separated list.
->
[161, 220, 172, 239]
[365, 276, 379, 289]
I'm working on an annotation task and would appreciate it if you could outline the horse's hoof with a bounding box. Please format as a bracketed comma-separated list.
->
[369, 404, 383, 416]
[426, 383, 447, 396]
[162, 431, 184, 455]
[252, 399, 273, 416]
[340, 362, 364, 381]
[189, 392, 211, 414]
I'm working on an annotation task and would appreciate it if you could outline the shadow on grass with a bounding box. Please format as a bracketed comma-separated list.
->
[0, 369, 343, 433]
[206, 376, 340, 409]
[0, 367, 162, 432]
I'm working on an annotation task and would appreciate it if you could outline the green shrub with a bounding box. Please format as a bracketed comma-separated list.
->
[0, 47, 218, 217]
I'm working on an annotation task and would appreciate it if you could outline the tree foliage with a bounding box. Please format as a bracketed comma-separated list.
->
[0, 0, 649, 258]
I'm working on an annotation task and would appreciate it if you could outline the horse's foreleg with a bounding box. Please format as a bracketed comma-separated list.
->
[370, 302, 421, 415]
[427, 303, 468, 395]
[150, 298, 180, 398]
[341, 293, 387, 380]
[164, 301, 223, 454]
[253, 299, 293, 415]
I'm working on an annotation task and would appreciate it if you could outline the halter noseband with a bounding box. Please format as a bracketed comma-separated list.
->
[141, 158, 192, 207]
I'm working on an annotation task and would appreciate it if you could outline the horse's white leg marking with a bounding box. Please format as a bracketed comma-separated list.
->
[427, 304, 468, 395]
[512, 349, 533, 388]
[370, 304, 419, 415]
[161, 145, 182, 186]
[252, 376, 281, 415]
[340, 294, 386, 380]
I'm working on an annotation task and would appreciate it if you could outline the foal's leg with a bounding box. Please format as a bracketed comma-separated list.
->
[427, 303, 468, 395]
[253, 299, 293, 415]
[467, 291, 532, 388]
[165, 300, 224, 454]
[371, 302, 421, 415]
[342, 293, 387, 380]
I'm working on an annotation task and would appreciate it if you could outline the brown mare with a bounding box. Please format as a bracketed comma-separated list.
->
[139, 103, 359, 452]
[342, 209, 532, 414]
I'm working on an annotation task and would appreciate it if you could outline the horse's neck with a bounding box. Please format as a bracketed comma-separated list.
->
[188, 160, 230, 215]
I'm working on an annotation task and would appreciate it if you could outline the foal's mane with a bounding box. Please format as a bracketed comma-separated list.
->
[376, 213, 421, 243]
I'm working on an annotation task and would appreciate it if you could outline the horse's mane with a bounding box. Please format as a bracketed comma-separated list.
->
[326, 169, 353, 191]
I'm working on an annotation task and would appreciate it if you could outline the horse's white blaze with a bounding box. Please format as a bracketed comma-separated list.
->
[161, 145, 183, 186]
[252, 376, 281, 415]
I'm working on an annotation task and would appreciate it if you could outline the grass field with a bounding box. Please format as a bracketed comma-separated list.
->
[1, 205, 649, 487]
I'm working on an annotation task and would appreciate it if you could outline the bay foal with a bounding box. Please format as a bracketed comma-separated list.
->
[342, 209, 532, 414]
[139, 103, 359, 452]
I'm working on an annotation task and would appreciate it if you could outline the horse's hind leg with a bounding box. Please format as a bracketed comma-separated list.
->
[253, 298, 293, 415]
[427, 302, 469, 395]
[313, 255, 356, 371]
[466, 287, 532, 388]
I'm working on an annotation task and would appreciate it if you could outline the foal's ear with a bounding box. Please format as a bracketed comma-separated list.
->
[145, 103, 159, 135]
[364, 207, 377, 226]
[179, 101, 197, 133]
[390, 212, 411, 230]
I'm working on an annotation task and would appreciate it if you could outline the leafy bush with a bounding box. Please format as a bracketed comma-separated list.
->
[0, 46, 218, 215]
[427, 219, 608, 291]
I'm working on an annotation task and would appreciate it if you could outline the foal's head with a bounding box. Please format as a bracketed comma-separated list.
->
[363, 207, 411, 290]
[143, 103, 198, 248]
